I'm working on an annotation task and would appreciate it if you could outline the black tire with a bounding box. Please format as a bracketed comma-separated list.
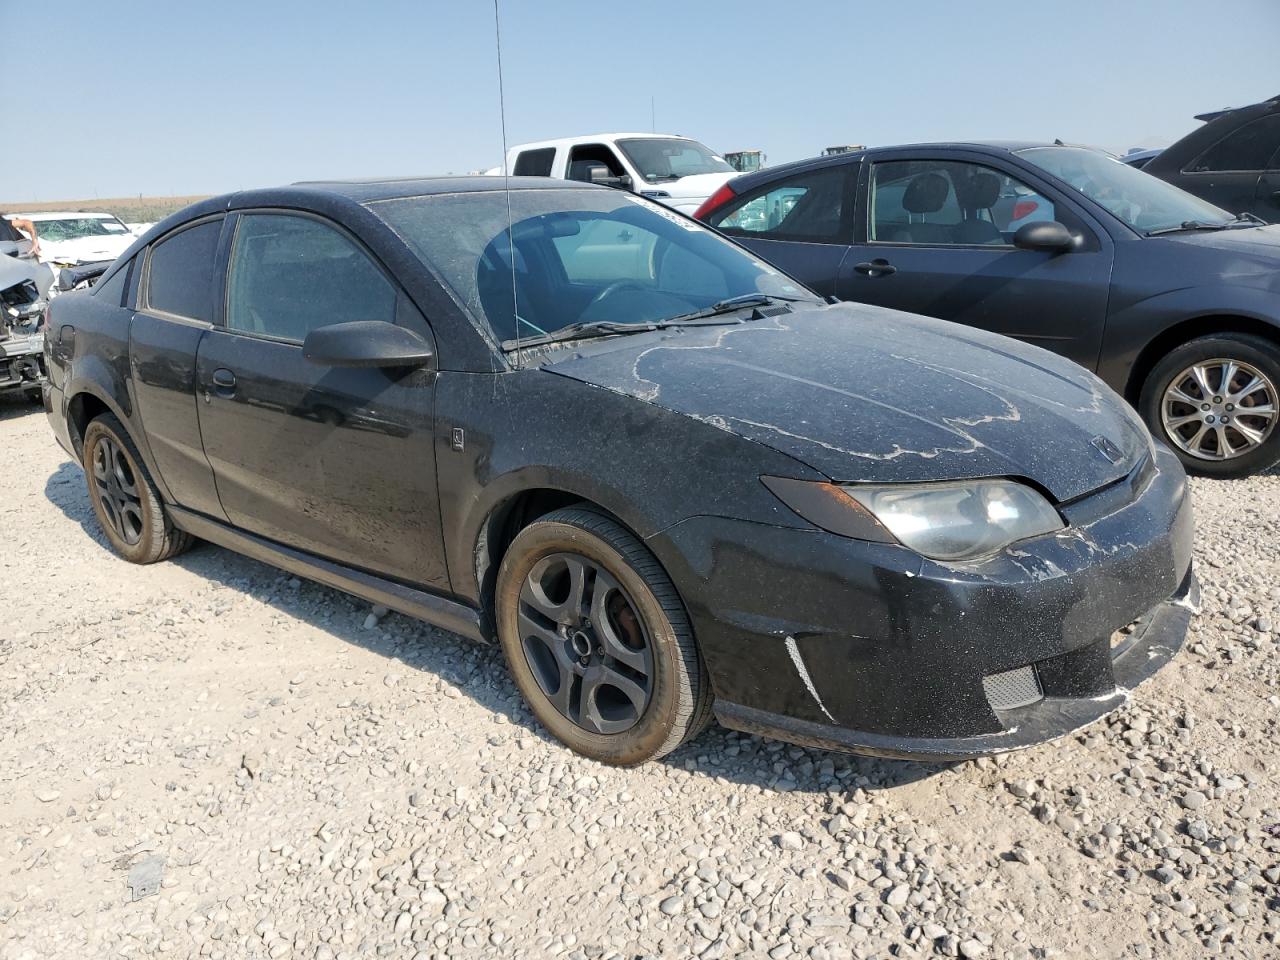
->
[495, 506, 711, 765]
[1139, 333, 1280, 479]
[82, 413, 193, 563]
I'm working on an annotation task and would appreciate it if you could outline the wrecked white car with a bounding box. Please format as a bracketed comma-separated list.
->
[6, 212, 133, 289]
[0, 253, 50, 401]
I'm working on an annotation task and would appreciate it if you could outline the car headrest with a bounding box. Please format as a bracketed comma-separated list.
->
[901, 173, 950, 214]
[955, 171, 1001, 211]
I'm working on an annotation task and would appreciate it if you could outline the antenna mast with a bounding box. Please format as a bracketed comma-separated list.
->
[493, 0, 520, 362]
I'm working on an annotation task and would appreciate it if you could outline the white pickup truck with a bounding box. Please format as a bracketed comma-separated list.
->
[494, 132, 738, 215]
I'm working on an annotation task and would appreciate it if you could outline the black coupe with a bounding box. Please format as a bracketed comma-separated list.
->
[43, 178, 1195, 764]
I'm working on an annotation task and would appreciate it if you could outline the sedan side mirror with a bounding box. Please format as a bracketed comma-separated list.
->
[303, 320, 434, 369]
[1013, 221, 1076, 254]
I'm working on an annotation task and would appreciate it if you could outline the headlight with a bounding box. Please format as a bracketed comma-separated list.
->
[763, 476, 1064, 561]
[844, 480, 1064, 560]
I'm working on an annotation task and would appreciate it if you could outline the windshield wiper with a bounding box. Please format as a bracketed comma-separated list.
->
[663, 292, 812, 325]
[1146, 219, 1234, 236]
[501, 320, 658, 351]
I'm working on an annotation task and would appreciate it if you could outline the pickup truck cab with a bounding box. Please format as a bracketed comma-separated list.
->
[497, 133, 737, 214]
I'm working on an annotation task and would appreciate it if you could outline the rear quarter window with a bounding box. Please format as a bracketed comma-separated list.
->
[145, 220, 222, 322]
[513, 148, 556, 177]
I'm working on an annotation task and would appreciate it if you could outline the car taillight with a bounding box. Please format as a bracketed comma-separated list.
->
[1012, 200, 1039, 221]
[694, 183, 738, 221]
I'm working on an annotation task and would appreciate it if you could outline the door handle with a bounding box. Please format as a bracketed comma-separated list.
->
[853, 259, 897, 277]
[210, 368, 237, 398]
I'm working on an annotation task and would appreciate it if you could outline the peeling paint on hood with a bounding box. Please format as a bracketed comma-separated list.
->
[542, 303, 1148, 502]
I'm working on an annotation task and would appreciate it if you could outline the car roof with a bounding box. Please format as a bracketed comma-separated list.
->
[507, 132, 703, 153]
[286, 175, 598, 203]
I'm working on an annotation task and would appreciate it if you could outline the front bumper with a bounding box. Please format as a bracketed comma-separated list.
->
[649, 445, 1195, 760]
[0, 333, 47, 393]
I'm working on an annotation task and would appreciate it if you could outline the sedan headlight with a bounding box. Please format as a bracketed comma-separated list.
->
[764, 476, 1064, 561]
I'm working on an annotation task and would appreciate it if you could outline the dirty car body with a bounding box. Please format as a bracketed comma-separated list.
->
[43, 177, 1195, 761]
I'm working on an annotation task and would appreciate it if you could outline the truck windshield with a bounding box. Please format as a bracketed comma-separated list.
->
[372, 188, 813, 346]
[34, 217, 131, 241]
[616, 138, 733, 182]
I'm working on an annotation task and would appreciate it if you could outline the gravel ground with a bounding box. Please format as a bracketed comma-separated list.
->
[1, 392, 1278, 960]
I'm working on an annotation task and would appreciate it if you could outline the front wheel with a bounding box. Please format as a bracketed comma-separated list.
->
[1139, 334, 1280, 479]
[495, 506, 712, 765]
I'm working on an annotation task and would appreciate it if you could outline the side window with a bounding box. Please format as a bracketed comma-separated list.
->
[513, 148, 556, 177]
[707, 165, 847, 242]
[869, 160, 1057, 246]
[226, 213, 396, 342]
[145, 220, 221, 321]
[1187, 114, 1280, 173]
[93, 259, 130, 306]
[566, 144, 626, 182]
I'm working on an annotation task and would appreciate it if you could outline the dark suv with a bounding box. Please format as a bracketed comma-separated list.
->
[1142, 94, 1280, 222]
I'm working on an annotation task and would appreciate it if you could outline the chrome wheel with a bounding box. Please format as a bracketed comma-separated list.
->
[1161, 357, 1277, 461]
[517, 553, 654, 734]
[91, 435, 145, 545]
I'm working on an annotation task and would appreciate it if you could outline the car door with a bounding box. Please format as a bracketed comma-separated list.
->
[194, 210, 448, 589]
[130, 218, 229, 520]
[837, 152, 1114, 371]
[701, 161, 855, 297]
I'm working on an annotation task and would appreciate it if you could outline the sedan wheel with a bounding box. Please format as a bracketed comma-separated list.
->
[496, 506, 712, 765]
[1141, 334, 1280, 478]
[82, 413, 194, 563]
[1161, 358, 1277, 461]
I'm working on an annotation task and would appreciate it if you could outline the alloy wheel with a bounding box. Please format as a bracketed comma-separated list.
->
[1161, 357, 1277, 461]
[92, 435, 145, 545]
[517, 553, 654, 734]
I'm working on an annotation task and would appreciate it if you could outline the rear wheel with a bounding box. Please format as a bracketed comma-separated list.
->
[82, 413, 193, 563]
[495, 506, 711, 765]
[1139, 334, 1280, 478]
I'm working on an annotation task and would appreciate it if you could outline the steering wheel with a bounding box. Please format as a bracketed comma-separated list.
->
[586, 280, 650, 312]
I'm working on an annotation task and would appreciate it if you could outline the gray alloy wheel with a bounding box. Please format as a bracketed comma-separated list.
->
[518, 552, 655, 735]
[1160, 357, 1277, 461]
[82, 413, 194, 563]
[495, 506, 713, 765]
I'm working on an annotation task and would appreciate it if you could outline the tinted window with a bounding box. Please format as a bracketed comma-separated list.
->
[93, 260, 130, 306]
[1188, 114, 1280, 173]
[567, 145, 626, 182]
[869, 160, 1057, 246]
[146, 220, 221, 321]
[707, 165, 847, 242]
[226, 213, 396, 342]
[513, 148, 556, 177]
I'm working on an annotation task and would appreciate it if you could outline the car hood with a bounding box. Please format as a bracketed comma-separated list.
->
[541, 303, 1150, 502]
[1159, 223, 1280, 256]
[40, 234, 132, 264]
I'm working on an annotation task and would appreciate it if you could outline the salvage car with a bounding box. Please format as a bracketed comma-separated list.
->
[44, 177, 1196, 765]
[1, 253, 50, 401]
[10, 211, 135, 289]
[696, 142, 1280, 478]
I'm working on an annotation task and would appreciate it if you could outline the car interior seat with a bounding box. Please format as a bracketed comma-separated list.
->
[883, 173, 952, 243]
[952, 172, 1004, 245]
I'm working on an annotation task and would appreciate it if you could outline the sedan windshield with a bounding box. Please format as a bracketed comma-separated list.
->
[616, 138, 733, 182]
[1019, 146, 1234, 235]
[35, 217, 131, 242]
[372, 189, 813, 346]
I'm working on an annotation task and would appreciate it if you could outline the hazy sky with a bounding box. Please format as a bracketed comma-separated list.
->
[3, 0, 1278, 201]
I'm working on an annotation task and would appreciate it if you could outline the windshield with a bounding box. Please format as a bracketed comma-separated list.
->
[35, 217, 131, 242]
[1019, 146, 1233, 234]
[373, 188, 813, 346]
[616, 138, 733, 182]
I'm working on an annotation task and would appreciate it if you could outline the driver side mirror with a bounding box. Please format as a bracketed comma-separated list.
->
[587, 163, 633, 191]
[1013, 220, 1076, 254]
[303, 320, 434, 369]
